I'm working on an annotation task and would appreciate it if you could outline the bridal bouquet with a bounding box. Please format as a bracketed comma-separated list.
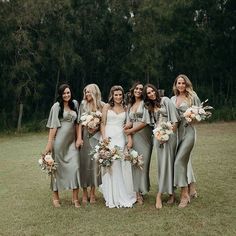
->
[38, 153, 57, 178]
[80, 111, 102, 134]
[183, 99, 213, 124]
[123, 149, 144, 170]
[153, 121, 173, 148]
[90, 137, 122, 170]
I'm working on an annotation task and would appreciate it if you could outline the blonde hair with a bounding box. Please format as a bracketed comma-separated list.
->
[173, 74, 196, 105]
[83, 84, 103, 112]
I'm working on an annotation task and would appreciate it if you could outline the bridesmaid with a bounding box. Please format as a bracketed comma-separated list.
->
[143, 84, 179, 209]
[44, 84, 80, 208]
[76, 84, 104, 204]
[124, 82, 153, 204]
[171, 74, 201, 208]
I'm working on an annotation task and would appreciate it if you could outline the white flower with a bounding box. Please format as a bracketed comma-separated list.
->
[38, 158, 43, 165]
[87, 115, 93, 120]
[80, 115, 87, 121]
[195, 114, 202, 121]
[162, 134, 169, 141]
[198, 108, 206, 115]
[130, 150, 138, 158]
[93, 153, 99, 160]
[95, 145, 100, 151]
[44, 154, 53, 162]
[95, 111, 102, 117]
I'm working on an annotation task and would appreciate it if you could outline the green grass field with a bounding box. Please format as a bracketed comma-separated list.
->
[0, 122, 236, 236]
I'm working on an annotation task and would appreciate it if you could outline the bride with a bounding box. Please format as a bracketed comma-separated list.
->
[100, 85, 136, 208]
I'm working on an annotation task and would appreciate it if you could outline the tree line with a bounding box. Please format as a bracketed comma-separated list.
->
[0, 0, 235, 131]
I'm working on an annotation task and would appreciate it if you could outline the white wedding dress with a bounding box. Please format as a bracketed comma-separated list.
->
[100, 110, 136, 208]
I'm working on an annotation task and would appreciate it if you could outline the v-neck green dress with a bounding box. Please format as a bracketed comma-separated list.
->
[127, 100, 153, 194]
[152, 97, 180, 194]
[77, 101, 103, 188]
[171, 94, 201, 187]
[46, 100, 80, 191]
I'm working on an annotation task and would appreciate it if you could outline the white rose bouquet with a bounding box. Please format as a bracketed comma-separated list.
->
[90, 137, 122, 172]
[153, 121, 173, 148]
[80, 111, 102, 135]
[183, 99, 213, 124]
[38, 153, 57, 178]
[123, 149, 144, 170]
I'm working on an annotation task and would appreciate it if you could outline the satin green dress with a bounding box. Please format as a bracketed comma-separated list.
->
[127, 101, 153, 195]
[171, 94, 201, 187]
[77, 101, 102, 188]
[46, 100, 80, 191]
[152, 97, 180, 194]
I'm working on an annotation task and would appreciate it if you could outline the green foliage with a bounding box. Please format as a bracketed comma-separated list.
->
[0, 0, 235, 130]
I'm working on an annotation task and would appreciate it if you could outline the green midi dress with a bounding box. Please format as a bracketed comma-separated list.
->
[46, 100, 80, 191]
[171, 94, 201, 187]
[127, 101, 153, 194]
[152, 97, 180, 194]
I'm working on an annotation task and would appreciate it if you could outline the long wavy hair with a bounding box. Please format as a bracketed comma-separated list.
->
[108, 85, 125, 107]
[82, 83, 103, 112]
[143, 83, 161, 112]
[172, 74, 196, 105]
[128, 82, 143, 106]
[57, 84, 77, 118]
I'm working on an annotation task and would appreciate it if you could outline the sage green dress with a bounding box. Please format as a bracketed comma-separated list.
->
[46, 100, 80, 191]
[77, 101, 102, 188]
[127, 101, 153, 195]
[171, 94, 201, 187]
[152, 97, 180, 194]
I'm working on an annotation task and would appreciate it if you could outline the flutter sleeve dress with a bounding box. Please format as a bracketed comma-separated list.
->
[46, 100, 80, 191]
[127, 100, 153, 194]
[152, 97, 180, 194]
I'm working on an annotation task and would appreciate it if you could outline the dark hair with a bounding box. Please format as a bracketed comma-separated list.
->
[128, 81, 143, 106]
[143, 83, 161, 112]
[108, 85, 125, 107]
[57, 84, 77, 118]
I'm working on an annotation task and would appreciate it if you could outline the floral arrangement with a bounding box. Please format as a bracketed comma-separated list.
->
[90, 137, 122, 170]
[80, 111, 102, 134]
[38, 153, 57, 178]
[183, 99, 213, 124]
[123, 149, 144, 170]
[153, 121, 173, 148]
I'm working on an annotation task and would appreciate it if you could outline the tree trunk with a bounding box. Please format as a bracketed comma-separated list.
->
[17, 103, 23, 132]
[53, 68, 60, 103]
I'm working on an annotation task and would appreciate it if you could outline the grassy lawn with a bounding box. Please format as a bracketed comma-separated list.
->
[0, 122, 236, 236]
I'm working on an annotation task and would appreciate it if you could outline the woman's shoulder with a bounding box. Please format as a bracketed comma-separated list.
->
[161, 96, 171, 103]
[103, 103, 110, 109]
[72, 99, 78, 105]
[51, 102, 60, 109]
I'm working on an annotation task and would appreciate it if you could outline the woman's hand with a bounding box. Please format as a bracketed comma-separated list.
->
[124, 122, 133, 130]
[172, 123, 178, 132]
[75, 138, 84, 148]
[126, 140, 133, 150]
[124, 128, 133, 136]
